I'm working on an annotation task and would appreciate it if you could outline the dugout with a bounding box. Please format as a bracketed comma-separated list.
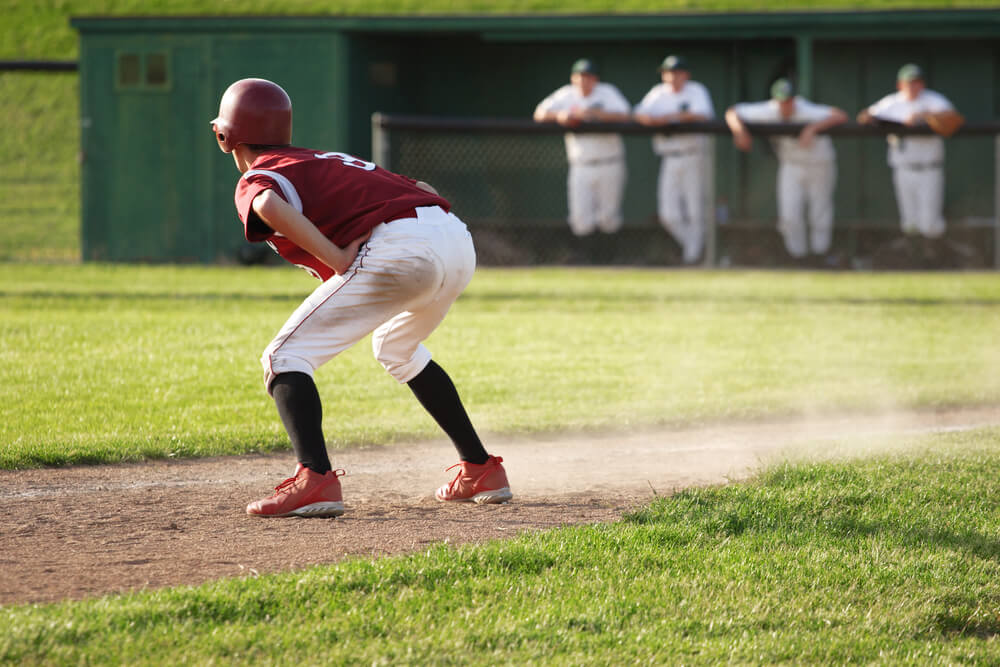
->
[71, 11, 1000, 265]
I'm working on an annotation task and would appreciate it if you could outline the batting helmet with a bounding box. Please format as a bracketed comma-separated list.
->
[211, 78, 292, 153]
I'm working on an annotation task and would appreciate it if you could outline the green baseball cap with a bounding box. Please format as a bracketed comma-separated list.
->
[571, 58, 598, 75]
[897, 63, 924, 82]
[770, 78, 795, 101]
[659, 55, 688, 71]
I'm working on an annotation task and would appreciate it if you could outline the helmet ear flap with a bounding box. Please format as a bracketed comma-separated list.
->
[210, 120, 234, 153]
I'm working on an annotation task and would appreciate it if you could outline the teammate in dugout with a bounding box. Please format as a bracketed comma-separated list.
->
[725, 78, 848, 263]
[533, 58, 632, 248]
[634, 55, 716, 265]
[857, 64, 963, 241]
[211, 78, 512, 517]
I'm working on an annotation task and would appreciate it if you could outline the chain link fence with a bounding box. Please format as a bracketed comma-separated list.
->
[374, 115, 1000, 270]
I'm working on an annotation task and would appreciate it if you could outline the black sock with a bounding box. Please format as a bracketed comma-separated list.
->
[407, 361, 489, 464]
[269, 372, 332, 474]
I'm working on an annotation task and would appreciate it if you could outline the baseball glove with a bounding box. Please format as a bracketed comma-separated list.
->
[925, 110, 965, 137]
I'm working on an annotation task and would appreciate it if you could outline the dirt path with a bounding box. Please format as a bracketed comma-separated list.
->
[2, 406, 998, 606]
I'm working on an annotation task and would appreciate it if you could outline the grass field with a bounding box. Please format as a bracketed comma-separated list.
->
[3, 265, 999, 661]
[2, 429, 998, 663]
[4, 264, 1000, 468]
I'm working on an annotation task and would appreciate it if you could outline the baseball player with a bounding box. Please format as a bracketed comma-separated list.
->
[210, 78, 512, 517]
[533, 59, 631, 244]
[634, 55, 716, 264]
[857, 64, 960, 240]
[725, 79, 848, 262]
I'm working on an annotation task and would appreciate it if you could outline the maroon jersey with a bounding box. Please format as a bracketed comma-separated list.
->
[234, 147, 451, 280]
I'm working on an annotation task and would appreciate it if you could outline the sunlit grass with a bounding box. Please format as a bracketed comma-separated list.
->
[3, 264, 1000, 468]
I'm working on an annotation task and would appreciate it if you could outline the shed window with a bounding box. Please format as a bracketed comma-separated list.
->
[117, 53, 141, 87]
[145, 53, 168, 86]
[116, 51, 170, 91]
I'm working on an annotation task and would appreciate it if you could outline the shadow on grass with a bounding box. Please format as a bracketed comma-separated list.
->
[625, 461, 1000, 639]
[5, 289, 1000, 308]
[0, 437, 292, 471]
[0, 290, 302, 303]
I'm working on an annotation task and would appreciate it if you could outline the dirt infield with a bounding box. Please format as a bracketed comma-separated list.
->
[2, 406, 998, 606]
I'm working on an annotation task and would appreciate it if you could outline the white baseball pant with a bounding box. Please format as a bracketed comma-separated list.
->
[656, 152, 705, 263]
[261, 206, 476, 393]
[892, 165, 945, 238]
[777, 160, 837, 258]
[567, 159, 626, 236]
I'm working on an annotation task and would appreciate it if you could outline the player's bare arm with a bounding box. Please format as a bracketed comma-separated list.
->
[533, 108, 560, 122]
[799, 108, 848, 147]
[534, 108, 578, 128]
[675, 111, 709, 123]
[856, 109, 874, 124]
[725, 108, 753, 151]
[635, 111, 707, 126]
[584, 109, 630, 123]
[251, 190, 370, 275]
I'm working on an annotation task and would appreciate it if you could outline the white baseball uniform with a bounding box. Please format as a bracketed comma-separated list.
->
[731, 97, 839, 258]
[634, 80, 715, 263]
[866, 89, 954, 238]
[534, 82, 631, 236]
[234, 148, 474, 392]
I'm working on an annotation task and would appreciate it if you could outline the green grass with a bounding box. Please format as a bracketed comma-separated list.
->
[3, 428, 998, 664]
[4, 264, 1000, 468]
[0, 73, 79, 262]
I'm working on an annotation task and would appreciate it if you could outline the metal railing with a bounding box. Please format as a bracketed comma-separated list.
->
[0, 60, 77, 72]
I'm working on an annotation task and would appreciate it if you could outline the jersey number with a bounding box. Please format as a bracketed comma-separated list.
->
[314, 151, 376, 171]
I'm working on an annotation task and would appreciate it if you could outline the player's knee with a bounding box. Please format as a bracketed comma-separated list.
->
[374, 343, 432, 384]
[260, 348, 315, 395]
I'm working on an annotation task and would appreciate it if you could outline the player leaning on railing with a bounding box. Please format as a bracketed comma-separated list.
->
[857, 63, 964, 244]
[210, 78, 512, 517]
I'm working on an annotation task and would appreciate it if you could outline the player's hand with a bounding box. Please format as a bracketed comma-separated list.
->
[333, 231, 373, 275]
[556, 109, 579, 127]
[856, 110, 873, 125]
[415, 180, 439, 196]
[733, 130, 752, 152]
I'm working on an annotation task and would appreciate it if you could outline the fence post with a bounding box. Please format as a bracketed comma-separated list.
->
[995, 133, 999, 269]
[371, 112, 390, 170]
[702, 135, 716, 267]
[795, 36, 813, 98]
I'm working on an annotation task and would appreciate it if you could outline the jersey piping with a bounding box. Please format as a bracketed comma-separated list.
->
[243, 169, 302, 238]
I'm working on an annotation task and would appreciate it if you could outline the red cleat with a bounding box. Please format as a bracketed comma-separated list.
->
[247, 464, 345, 518]
[436, 455, 512, 504]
